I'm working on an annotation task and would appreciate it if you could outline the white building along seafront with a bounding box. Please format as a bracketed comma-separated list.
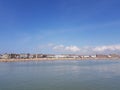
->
[0, 53, 120, 59]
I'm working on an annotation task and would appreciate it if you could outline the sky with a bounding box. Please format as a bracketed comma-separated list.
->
[0, 0, 120, 54]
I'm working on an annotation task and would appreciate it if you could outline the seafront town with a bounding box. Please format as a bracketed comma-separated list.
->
[0, 53, 120, 62]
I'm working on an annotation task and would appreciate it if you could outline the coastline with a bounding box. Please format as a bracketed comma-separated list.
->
[0, 58, 120, 62]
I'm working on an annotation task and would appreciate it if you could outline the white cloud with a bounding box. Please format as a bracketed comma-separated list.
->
[53, 45, 80, 53]
[93, 45, 120, 52]
[53, 44, 120, 54]
[37, 44, 120, 54]
[65, 46, 80, 52]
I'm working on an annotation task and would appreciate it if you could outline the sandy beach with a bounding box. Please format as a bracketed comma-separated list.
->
[0, 58, 120, 62]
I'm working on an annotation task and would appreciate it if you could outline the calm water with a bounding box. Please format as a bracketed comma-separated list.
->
[0, 60, 120, 90]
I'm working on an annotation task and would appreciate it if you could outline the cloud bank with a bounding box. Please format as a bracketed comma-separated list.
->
[93, 45, 120, 52]
[36, 43, 120, 54]
[49, 44, 120, 54]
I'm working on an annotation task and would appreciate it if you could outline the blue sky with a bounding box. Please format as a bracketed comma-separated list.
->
[0, 0, 120, 54]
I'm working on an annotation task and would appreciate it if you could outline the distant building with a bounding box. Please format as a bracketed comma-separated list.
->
[10, 54, 20, 59]
[96, 54, 108, 58]
[46, 54, 55, 58]
[29, 54, 34, 58]
[1, 54, 11, 59]
[81, 55, 90, 58]
[36, 54, 44, 58]
[54, 54, 68, 58]
[109, 54, 120, 58]
[67, 54, 79, 58]
[19, 54, 28, 59]
[0, 54, 2, 59]
[90, 55, 96, 58]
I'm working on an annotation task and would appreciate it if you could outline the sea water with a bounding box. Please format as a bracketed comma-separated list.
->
[0, 60, 120, 90]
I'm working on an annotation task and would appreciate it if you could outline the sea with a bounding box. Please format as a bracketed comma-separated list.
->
[0, 60, 120, 90]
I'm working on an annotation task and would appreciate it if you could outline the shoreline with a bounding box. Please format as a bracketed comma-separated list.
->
[0, 58, 120, 62]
